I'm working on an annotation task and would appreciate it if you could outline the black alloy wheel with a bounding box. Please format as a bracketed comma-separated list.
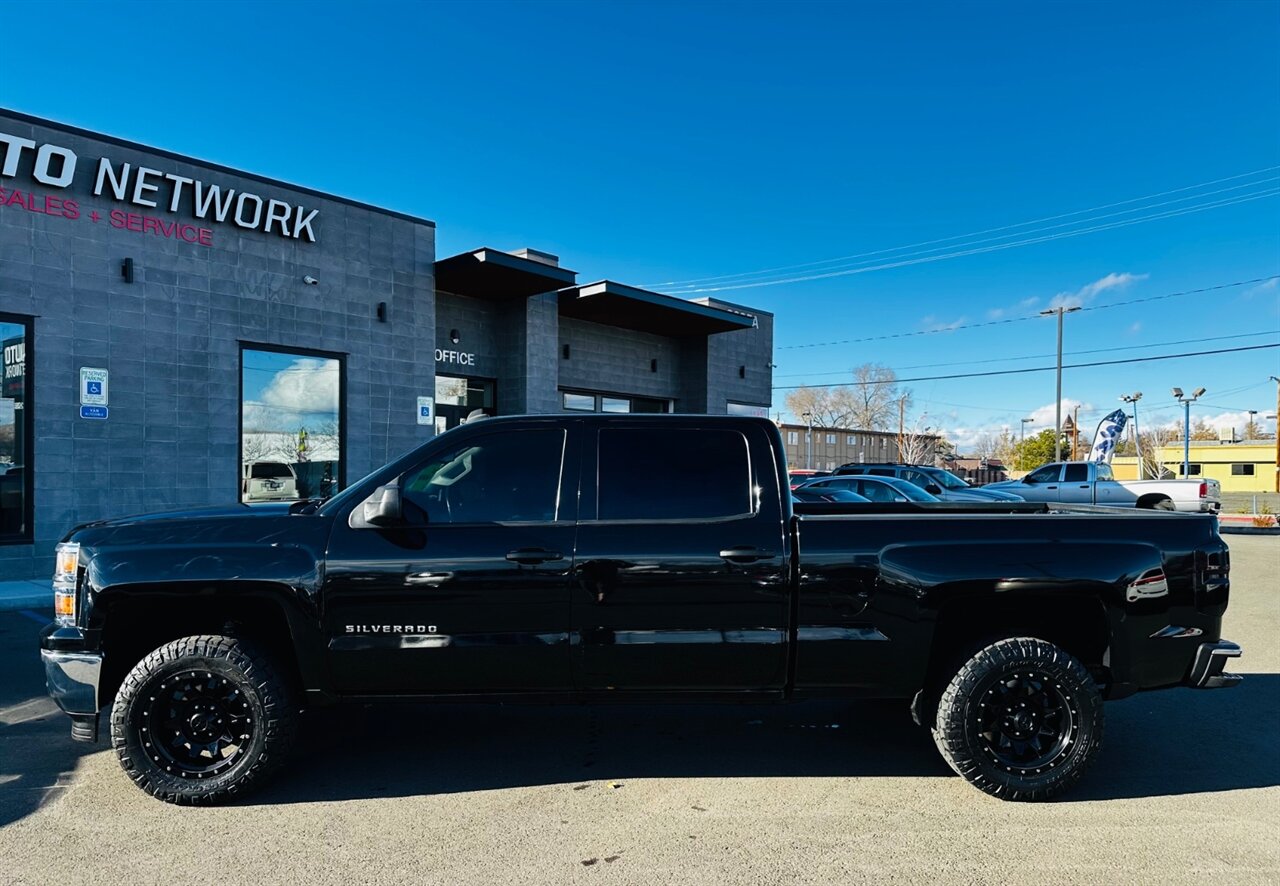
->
[932, 637, 1103, 801]
[140, 670, 257, 779]
[111, 634, 298, 805]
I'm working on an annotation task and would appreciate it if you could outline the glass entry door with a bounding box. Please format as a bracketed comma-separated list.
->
[435, 375, 496, 433]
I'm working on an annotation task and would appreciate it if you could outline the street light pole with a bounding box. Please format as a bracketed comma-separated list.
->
[1121, 392, 1142, 479]
[1020, 417, 1032, 445]
[1042, 306, 1081, 462]
[1172, 387, 1206, 479]
[802, 411, 813, 470]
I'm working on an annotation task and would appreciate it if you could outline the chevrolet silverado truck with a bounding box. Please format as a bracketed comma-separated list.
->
[40, 415, 1240, 805]
[984, 461, 1221, 512]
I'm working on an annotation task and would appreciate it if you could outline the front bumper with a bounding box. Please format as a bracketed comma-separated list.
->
[39, 623, 104, 742]
[1186, 640, 1242, 689]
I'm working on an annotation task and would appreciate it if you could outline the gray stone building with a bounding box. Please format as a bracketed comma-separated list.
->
[0, 109, 772, 581]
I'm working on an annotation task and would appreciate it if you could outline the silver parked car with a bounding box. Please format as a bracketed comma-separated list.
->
[796, 474, 941, 503]
[241, 461, 299, 502]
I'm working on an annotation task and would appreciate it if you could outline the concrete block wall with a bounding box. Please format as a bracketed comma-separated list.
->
[557, 318, 687, 405]
[0, 111, 435, 580]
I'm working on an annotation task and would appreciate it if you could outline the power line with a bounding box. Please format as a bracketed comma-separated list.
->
[777, 276, 1279, 350]
[644, 165, 1280, 290]
[665, 188, 1280, 294]
[774, 330, 1277, 378]
[771, 343, 1280, 391]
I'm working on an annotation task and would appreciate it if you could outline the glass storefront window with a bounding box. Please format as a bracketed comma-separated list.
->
[600, 397, 630, 413]
[240, 345, 343, 503]
[563, 392, 596, 411]
[0, 315, 31, 542]
[435, 375, 495, 432]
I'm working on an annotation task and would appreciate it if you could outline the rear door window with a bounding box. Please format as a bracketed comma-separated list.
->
[1063, 464, 1089, 483]
[597, 428, 752, 521]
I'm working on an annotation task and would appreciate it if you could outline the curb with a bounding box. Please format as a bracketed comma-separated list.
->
[1219, 525, 1280, 536]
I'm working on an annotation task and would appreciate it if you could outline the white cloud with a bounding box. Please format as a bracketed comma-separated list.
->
[1025, 398, 1092, 429]
[986, 308, 1006, 320]
[260, 358, 339, 413]
[923, 315, 969, 333]
[1244, 278, 1278, 299]
[1048, 272, 1148, 310]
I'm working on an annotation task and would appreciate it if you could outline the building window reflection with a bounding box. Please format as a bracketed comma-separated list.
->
[0, 315, 31, 543]
[240, 345, 344, 503]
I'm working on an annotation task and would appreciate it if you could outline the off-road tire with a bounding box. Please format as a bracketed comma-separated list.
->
[110, 634, 298, 805]
[932, 637, 1103, 801]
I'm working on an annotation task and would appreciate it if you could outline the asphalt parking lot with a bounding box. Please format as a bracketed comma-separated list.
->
[1, 535, 1276, 885]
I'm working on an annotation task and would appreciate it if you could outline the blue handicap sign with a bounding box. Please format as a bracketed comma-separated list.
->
[86, 380, 102, 395]
[79, 405, 108, 420]
[420, 405, 431, 417]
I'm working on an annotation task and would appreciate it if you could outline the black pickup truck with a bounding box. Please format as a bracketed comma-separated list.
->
[40, 415, 1240, 805]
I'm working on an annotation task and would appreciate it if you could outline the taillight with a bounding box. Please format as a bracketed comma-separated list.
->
[52, 541, 80, 625]
[1199, 482, 1208, 499]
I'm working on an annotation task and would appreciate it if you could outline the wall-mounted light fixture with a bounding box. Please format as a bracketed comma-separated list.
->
[739, 365, 746, 378]
[650, 358, 658, 373]
[450, 329, 460, 344]
[562, 344, 571, 359]
[376, 302, 387, 322]
[302, 275, 319, 285]
[121, 258, 134, 283]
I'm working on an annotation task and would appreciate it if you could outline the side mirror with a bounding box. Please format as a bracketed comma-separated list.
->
[361, 482, 404, 527]
[1022, 475, 1034, 484]
[925, 484, 942, 494]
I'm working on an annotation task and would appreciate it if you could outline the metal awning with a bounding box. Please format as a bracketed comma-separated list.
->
[435, 248, 577, 300]
[558, 280, 757, 336]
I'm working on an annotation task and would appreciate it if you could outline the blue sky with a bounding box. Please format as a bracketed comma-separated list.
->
[4, 1, 1277, 449]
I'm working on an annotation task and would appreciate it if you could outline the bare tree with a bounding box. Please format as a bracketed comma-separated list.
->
[1190, 419, 1219, 441]
[899, 418, 939, 465]
[992, 428, 1016, 466]
[1140, 425, 1180, 480]
[971, 432, 999, 460]
[850, 363, 903, 431]
[783, 386, 857, 428]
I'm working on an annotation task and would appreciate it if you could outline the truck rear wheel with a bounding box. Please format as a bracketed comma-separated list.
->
[932, 637, 1103, 801]
[110, 634, 298, 805]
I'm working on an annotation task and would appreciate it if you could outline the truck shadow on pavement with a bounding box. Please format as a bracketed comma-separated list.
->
[0, 611, 95, 829]
[255, 674, 1279, 805]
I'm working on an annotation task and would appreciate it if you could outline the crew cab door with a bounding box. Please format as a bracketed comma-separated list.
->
[1056, 463, 1095, 504]
[570, 421, 790, 695]
[322, 422, 580, 694]
[1016, 463, 1063, 502]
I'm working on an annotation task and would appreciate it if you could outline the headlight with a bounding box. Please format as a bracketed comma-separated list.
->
[53, 542, 80, 625]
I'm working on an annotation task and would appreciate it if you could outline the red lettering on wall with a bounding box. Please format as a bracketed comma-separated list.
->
[1, 187, 211, 245]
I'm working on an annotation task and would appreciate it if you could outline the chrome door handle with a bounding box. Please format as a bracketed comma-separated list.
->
[719, 547, 774, 564]
[506, 548, 564, 565]
[405, 572, 454, 586]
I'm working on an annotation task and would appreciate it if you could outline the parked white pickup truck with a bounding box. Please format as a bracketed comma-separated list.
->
[984, 461, 1221, 512]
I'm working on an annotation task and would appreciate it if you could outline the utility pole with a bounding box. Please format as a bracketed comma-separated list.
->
[802, 411, 813, 470]
[1041, 306, 1081, 462]
[897, 396, 906, 462]
[1121, 392, 1142, 479]
[1271, 377, 1280, 493]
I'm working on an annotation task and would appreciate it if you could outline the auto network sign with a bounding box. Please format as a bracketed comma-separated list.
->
[0, 129, 319, 247]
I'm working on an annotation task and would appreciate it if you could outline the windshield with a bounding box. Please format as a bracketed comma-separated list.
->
[885, 478, 940, 501]
[928, 469, 970, 489]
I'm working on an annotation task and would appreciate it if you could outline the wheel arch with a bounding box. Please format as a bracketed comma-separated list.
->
[91, 582, 318, 709]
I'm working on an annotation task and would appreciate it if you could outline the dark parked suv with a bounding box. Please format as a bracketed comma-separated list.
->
[834, 463, 1024, 502]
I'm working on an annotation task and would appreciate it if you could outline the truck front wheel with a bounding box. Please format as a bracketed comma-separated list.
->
[110, 634, 298, 805]
[932, 637, 1103, 801]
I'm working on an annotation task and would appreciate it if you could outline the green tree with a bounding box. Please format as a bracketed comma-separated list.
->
[1011, 428, 1058, 471]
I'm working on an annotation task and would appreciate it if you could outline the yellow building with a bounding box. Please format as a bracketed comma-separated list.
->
[1111, 442, 1277, 492]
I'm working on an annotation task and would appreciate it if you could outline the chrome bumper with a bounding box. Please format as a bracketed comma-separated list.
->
[40, 647, 104, 741]
[1187, 640, 1242, 689]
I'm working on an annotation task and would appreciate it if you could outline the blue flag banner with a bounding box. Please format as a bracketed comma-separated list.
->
[1088, 408, 1129, 463]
